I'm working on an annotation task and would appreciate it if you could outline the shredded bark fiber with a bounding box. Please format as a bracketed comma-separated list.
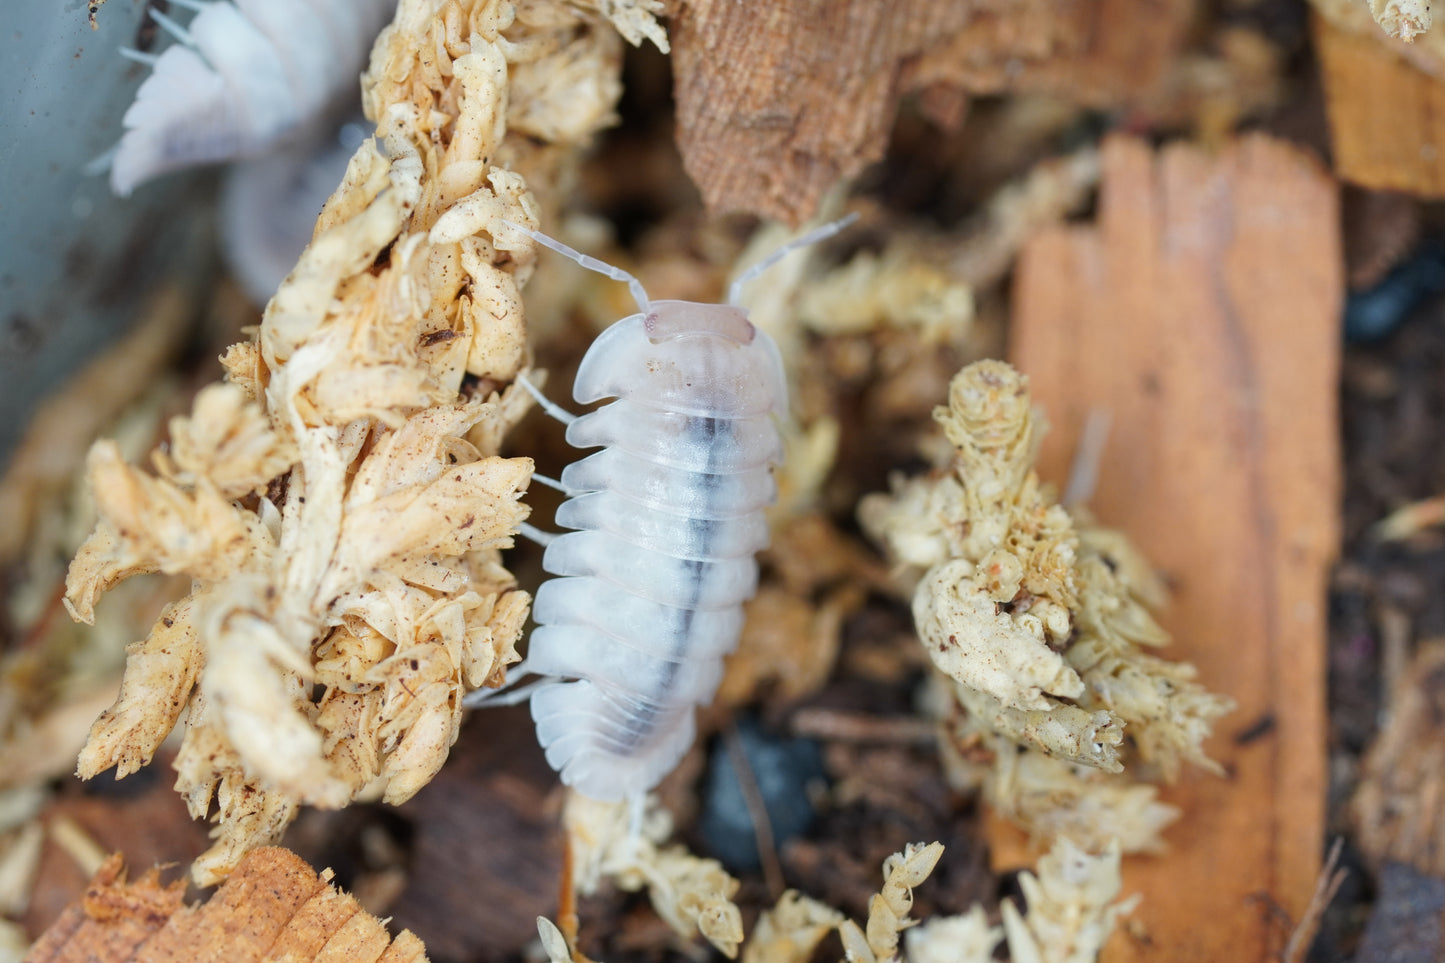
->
[668, 0, 1194, 224]
[26, 847, 426, 963]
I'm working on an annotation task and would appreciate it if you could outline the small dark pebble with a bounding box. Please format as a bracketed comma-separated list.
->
[1344, 241, 1445, 343]
[698, 714, 826, 873]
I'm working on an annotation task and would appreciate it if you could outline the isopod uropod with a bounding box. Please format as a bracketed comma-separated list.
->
[468, 216, 856, 806]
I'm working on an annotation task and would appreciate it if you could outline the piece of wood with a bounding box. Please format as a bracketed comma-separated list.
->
[26, 847, 428, 963]
[902, 0, 1194, 106]
[1007, 134, 1340, 961]
[668, 0, 1194, 225]
[669, 0, 974, 225]
[1351, 641, 1445, 877]
[24, 764, 213, 943]
[1314, 11, 1445, 196]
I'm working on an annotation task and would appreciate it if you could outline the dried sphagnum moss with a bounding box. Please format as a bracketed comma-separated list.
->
[565, 793, 746, 958]
[861, 361, 1233, 853]
[543, 833, 1133, 963]
[64, 0, 642, 885]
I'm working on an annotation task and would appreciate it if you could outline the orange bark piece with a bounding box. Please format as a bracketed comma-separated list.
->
[1007, 134, 1340, 961]
[26, 854, 186, 963]
[140, 846, 326, 961]
[25, 847, 430, 963]
[378, 932, 430, 962]
[267, 883, 364, 960]
[1315, 11, 1445, 196]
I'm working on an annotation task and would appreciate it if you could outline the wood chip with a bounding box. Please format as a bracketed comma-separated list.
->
[1315, 10, 1445, 196]
[1352, 640, 1445, 876]
[27, 847, 427, 962]
[1006, 134, 1341, 960]
[668, 0, 1193, 225]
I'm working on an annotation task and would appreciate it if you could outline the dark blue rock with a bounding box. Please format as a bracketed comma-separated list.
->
[698, 715, 827, 873]
[1345, 241, 1445, 344]
[1355, 861, 1445, 963]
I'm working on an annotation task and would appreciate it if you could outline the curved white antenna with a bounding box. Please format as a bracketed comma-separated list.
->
[728, 212, 859, 306]
[502, 220, 650, 316]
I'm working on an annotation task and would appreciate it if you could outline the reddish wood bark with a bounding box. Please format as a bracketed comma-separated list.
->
[1006, 134, 1341, 961]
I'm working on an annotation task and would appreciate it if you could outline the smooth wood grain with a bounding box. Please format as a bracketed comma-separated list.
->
[1006, 134, 1341, 961]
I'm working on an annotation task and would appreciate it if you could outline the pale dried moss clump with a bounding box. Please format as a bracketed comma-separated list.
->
[539, 834, 1135, 963]
[565, 793, 745, 958]
[64, 0, 635, 885]
[1369, 0, 1431, 41]
[860, 360, 1233, 854]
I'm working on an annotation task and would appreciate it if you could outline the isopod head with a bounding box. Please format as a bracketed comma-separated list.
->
[573, 303, 788, 419]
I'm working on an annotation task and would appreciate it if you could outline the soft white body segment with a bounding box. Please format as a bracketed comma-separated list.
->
[529, 301, 788, 802]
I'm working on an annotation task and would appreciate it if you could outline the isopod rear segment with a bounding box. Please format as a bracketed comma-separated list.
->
[469, 216, 855, 805]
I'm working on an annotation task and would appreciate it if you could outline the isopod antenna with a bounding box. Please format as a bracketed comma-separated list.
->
[502, 221, 651, 316]
[727, 212, 859, 306]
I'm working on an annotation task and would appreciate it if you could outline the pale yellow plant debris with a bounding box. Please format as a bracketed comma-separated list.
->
[903, 907, 1002, 963]
[742, 890, 844, 963]
[839, 841, 944, 963]
[795, 247, 974, 342]
[947, 149, 1101, 292]
[937, 710, 1177, 855]
[586, 0, 670, 52]
[1370, 0, 1431, 40]
[49, 814, 108, 879]
[536, 916, 575, 963]
[0, 287, 192, 567]
[565, 792, 745, 957]
[861, 361, 1232, 846]
[1000, 839, 1138, 963]
[0, 819, 43, 917]
[0, 919, 25, 961]
[64, 0, 629, 885]
[1310, 0, 1445, 77]
[1352, 640, 1445, 876]
[644, 832, 1127, 960]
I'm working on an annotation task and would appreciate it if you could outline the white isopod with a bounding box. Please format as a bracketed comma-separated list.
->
[105, 0, 395, 197]
[467, 216, 856, 806]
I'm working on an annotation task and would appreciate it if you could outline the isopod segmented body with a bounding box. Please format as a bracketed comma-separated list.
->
[527, 299, 788, 803]
[472, 218, 856, 804]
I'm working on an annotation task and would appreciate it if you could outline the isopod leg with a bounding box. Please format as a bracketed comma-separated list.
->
[529, 472, 573, 495]
[626, 793, 645, 840]
[461, 657, 546, 708]
[147, 7, 197, 47]
[517, 372, 578, 427]
[117, 47, 159, 66]
[518, 521, 558, 547]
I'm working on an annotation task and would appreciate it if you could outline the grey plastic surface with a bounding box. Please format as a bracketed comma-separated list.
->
[0, 0, 214, 470]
